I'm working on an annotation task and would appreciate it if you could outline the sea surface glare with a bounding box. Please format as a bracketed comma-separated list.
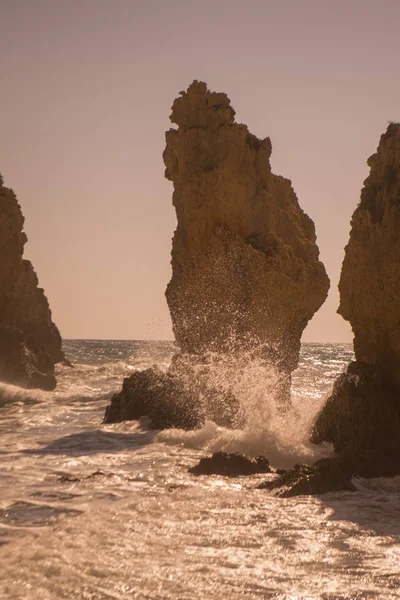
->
[0, 340, 400, 599]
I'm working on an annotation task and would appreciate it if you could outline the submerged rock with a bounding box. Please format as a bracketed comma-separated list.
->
[105, 81, 329, 427]
[189, 452, 271, 476]
[259, 459, 356, 497]
[0, 173, 64, 389]
[312, 124, 400, 476]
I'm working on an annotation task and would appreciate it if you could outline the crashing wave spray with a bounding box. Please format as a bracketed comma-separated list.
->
[157, 343, 333, 468]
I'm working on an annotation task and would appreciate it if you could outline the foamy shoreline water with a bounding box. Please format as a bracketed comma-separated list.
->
[1, 340, 400, 599]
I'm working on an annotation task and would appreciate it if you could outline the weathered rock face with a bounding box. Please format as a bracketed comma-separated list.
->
[338, 123, 400, 385]
[312, 124, 400, 475]
[164, 81, 329, 378]
[105, 81, 329, 427]
[0, 173, 64, 389]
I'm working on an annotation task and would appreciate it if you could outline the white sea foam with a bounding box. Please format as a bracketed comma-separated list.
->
[157, 394, 333, 469]
[1, 340, 399, 599]
[157, 349, 333, 468]
[0, 381, 48, 406]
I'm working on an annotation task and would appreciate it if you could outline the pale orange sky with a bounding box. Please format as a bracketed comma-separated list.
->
[1, 0, 399, 342]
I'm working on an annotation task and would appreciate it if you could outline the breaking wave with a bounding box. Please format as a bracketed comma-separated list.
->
[0, 381, 48, 407]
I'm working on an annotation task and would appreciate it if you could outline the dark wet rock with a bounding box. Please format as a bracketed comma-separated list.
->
[337, 451, 400, 479]
[311, 362, 400, 477]
[86, 470, 112, 479]
[104, 367, 204, 430]
[259, 459, 356, 497]
[0, 324, 56, 390]
[104, 357, 244, 430]
[0, 173, 65, 389]
[56, 473, 81, 483]
[189, 451, 271, 476]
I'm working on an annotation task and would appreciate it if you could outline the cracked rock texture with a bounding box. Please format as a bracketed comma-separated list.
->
[0, 173, 64, 389]
[312, 124, 400, 475]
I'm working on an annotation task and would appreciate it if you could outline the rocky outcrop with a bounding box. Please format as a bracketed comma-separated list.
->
[312, 124, 400, 476]
[189, 453, 355, 495]
[0, 173, 64, 389]
[104, 367, 203, 429]
[259, 459, 356, 497]
[105, 81, 329, 427]
[189, 452, 271, 476]
[104, 358, 241, 428]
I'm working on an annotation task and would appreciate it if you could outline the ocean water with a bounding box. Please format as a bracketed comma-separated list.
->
[0, 340, 400, 600]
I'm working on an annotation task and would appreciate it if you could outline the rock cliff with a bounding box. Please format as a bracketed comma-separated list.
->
[0, 173, 65, 389]
[312, 124, 400, 476]
[105, 81, 329, 427]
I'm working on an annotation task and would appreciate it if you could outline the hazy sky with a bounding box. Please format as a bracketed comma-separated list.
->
[1, 0, 399, 341]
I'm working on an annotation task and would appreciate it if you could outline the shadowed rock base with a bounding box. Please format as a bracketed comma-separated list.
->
[311, 362, 400, 477]
[104, 367, 204, 430]
[0, 324, 56, 390]
[259, 459, 356, 497]
[103, 359, 244, 430]
[189, 452, 271, 476]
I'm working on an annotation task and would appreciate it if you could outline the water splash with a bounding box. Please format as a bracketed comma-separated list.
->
[0, 381, 48, 407]
[157, 350, 333, 468]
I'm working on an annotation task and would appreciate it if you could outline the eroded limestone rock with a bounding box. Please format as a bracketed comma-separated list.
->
[0, 173, 64, 389]
[312, 124, 400, 475]
[105, 81, 329, 427]
[164, 81, 329, 377]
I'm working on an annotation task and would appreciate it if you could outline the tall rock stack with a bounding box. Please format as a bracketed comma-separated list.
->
[312, 124, 400, 476]
[104, 81, 329, 428]
[0, 173, 65, 390]
[164, 81, 329, 380]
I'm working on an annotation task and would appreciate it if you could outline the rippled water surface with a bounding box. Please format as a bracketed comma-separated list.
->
[1, 341, 400, 599]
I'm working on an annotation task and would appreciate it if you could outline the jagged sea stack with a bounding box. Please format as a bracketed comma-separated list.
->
[105, 81, 329, 427]
[0, 173, 65, 390]
[164, 82, 329, 382]
[312, 124, 400, 476]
